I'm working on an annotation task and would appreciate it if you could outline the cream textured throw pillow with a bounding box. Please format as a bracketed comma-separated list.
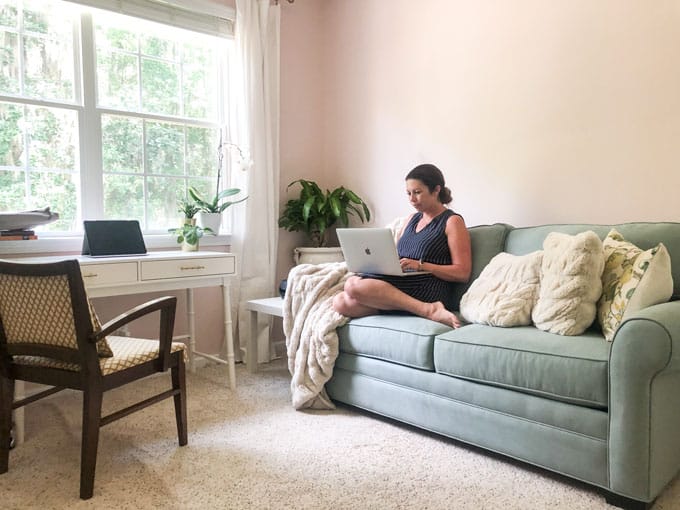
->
[460, 251, 543, 327]
[386, 216, 410, 244]
[532, 231, 604, 336]
[597, 229, 673, 341]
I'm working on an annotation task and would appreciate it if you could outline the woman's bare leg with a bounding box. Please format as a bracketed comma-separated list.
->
[332, 276, 460, 328]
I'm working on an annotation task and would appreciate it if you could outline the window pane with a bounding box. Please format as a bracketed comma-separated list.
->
[141, 33, 176, 60]
[96, 24, 137, 53]
[141, 58, 179, 115]
[26, 105, 77, 231]
[145, 121, 183, 176]
[104, 174, 143, 220]
[102, 115, 143, 173]
[0, 2, 18, 28]
[96, 51, 139, 110]
[23, 0, 59, 34]
[182, 42, 218, 120]
[29, 170, 77, 231]
[26, 106, 76, 170]
[0, 102, 24, 166]
[147, 176, 184, 230]
[22, 0, 75, 101]
[0, 169, 25, 210]
[0, 30, 19, 94]
[0, 102, 78, 230]
[23, 34, 74, 100]
[186, 126, 217, 178]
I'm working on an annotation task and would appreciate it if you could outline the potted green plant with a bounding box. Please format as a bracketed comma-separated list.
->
[170, 196, 212, 250]
[168, 222, 213, 252]
[178, 198, 200, 223]
[278, 179, 371, 264]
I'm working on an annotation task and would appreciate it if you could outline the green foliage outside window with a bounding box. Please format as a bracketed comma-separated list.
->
[0, 0, 230, 234]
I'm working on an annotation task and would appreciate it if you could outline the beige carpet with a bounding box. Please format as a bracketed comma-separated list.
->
[3, 359, 679, 510]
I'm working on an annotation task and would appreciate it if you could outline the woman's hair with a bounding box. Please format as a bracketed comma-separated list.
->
[405, 164, 452, 204]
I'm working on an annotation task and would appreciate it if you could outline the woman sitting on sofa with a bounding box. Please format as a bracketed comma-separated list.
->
[332, 163, 472, 328]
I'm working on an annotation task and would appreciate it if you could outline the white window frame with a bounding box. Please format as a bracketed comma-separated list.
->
[0, 0, 236, 254]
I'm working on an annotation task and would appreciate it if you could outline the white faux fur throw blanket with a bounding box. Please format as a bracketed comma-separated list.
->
[283, 261, 350, 410]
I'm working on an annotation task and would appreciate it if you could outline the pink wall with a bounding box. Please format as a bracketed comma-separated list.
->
[12, 1, 678, 359]
[279, 0, 680, 276]
[277, 0, 327, 280]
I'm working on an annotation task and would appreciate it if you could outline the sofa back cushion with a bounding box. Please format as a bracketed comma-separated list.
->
[450, 223, 512, 310]
[504, 222, 680, 300]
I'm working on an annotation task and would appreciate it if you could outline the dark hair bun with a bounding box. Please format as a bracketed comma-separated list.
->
[439, 186, 452, 205]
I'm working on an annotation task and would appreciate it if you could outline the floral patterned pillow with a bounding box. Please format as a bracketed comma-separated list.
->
[597, 229, 673, 341]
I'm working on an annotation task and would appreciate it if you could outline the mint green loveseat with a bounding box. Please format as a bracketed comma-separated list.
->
[326, 222, 680, 510]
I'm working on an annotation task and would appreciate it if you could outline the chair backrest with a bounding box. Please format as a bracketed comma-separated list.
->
[0, 259, 98, 367]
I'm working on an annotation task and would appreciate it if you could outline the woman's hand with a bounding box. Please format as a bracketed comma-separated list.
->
[399, 257, 421, 272]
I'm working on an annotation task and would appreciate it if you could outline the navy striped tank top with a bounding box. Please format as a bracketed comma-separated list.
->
[363, 209, 460, 311]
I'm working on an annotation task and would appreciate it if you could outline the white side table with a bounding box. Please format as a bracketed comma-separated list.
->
[245, 297, 284, 372]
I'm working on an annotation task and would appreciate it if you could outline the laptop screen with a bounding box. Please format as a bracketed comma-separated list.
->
[82, 220, 147, 257]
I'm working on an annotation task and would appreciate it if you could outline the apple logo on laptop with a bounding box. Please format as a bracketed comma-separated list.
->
[364, 247, 371, 255]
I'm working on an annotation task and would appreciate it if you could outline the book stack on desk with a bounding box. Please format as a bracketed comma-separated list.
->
[0, 229, 38, 240]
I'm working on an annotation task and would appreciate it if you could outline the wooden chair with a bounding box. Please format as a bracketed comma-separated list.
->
[0, 259, 188, 499]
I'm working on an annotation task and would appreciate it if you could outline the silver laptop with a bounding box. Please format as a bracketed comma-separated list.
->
[337, 227, 428, 276]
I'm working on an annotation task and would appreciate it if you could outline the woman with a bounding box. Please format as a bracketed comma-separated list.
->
[332, 164, 472, 328]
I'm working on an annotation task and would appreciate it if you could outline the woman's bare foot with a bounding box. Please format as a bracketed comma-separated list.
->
[425, 301, 461, 328]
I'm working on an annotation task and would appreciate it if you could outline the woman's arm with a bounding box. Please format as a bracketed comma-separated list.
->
[408, 215, 472, 282]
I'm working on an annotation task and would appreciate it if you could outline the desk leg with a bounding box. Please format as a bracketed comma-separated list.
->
[222, 282, 236, 389]
[247, 309, 259, 373]
[187, 288, 196, 373]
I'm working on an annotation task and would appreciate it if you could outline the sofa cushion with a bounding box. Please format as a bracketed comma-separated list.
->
[598, 229, 673, 341]
[434, 324, 610, 408]
[450, 223, 511, 310]
[337, 315, 451, 370]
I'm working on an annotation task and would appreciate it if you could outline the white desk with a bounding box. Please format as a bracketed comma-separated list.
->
[245, 296, 284, 372]
[7, 250, 237, 443]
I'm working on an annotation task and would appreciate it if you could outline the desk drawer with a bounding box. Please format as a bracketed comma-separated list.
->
[79, 262, 138, 287]
[140, 256, 235, 281]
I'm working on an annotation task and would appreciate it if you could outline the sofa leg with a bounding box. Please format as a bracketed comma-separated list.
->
[604, 491, 652, 510]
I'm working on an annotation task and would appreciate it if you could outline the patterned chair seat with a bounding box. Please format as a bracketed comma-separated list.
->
[12, 337, 188, 376]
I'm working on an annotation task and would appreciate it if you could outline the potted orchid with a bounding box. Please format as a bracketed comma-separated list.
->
[189, 132, 249, 234]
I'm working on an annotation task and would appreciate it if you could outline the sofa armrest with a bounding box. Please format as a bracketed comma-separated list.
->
[617, 301, 680, 370]
[608, 300, 680, 502]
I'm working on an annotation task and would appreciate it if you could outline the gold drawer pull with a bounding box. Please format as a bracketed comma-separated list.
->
[180, 265, 206, 271]
[82, 273, 98, 278]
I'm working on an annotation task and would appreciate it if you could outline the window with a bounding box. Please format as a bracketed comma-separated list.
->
[0, 0, 233, 235]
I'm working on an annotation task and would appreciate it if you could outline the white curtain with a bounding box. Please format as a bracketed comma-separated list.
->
[230, 0, 280, 363]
